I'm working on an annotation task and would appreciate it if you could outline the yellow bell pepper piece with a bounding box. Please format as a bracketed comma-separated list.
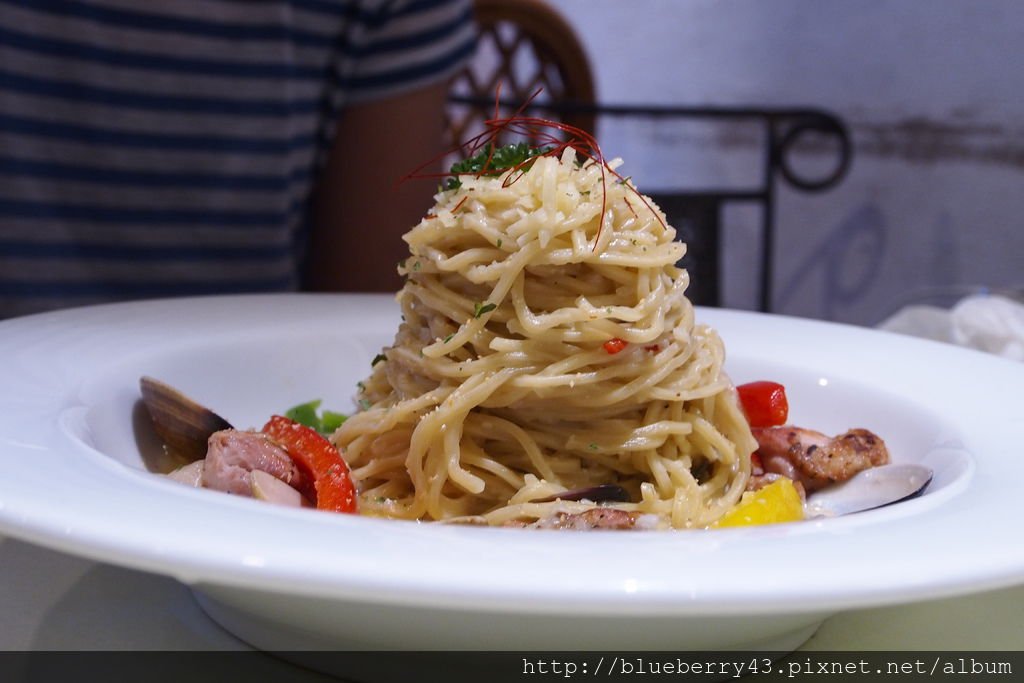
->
[713, 478, 804, 528]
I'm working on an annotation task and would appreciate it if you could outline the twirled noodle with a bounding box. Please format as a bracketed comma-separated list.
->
[333, 150, 756, 528]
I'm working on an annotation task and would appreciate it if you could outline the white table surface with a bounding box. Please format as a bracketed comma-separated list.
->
[2, 533, 1021, 654]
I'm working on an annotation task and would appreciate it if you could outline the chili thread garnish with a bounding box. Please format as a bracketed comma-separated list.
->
[623, 196, 638, 219]
[401, 85, 665, 247]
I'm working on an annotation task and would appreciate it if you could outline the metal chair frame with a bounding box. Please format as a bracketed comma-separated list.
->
[448, 1, 852, 311]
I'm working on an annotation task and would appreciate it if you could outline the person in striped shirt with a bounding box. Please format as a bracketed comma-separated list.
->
[0, 0, 476, 318]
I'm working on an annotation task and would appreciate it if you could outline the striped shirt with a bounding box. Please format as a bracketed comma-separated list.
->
[0, 0, 475, 318]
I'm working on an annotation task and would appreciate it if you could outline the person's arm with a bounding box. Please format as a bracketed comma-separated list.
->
[305, 81, 450, 292]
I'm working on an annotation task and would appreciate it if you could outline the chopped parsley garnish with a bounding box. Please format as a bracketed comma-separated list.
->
[358, 398, 372, 411]
[371, 353, 386, 366]
[473, 301, 497, 318]
[443, 333, 455, 343]
[445, 142, 553, 190]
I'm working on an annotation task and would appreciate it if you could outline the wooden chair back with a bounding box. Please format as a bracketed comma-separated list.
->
[447, 0, 596, 147]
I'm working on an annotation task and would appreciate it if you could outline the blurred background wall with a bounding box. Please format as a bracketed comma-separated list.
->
[548, 0, 1023, 325]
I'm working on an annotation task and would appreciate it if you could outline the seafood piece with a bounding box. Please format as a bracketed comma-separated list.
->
[540, 508, 638, 530]
[752, 426, 890, 493]
[250, 469, 310, 508]
[507, 508, 660, 530]
[140, 376, 232, 462]
[202, 429, 309, 497]
[166, 460, 204, 487]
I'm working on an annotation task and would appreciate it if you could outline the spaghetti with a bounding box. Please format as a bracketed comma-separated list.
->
[332, 149, 756, 528]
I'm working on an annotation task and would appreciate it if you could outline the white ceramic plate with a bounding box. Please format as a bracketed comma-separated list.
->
[0, 294, 1021, 653]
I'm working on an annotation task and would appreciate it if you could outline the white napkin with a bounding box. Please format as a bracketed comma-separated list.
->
[879, 294, 1024, 361]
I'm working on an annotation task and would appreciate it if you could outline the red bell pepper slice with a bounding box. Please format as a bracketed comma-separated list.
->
[737, 381, 789, 428]
[262, 415, 357, 514]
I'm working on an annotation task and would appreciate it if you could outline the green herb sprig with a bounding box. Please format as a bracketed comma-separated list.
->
[284, 399, 348, 436]
[446, 142, 553, 190]
[473, 301, 497, 318]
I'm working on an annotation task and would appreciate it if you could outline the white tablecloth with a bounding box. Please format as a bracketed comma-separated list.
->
[2, 534, 1021, 654]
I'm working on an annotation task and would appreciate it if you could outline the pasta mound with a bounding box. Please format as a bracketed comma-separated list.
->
[332, 150, 755, 528]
